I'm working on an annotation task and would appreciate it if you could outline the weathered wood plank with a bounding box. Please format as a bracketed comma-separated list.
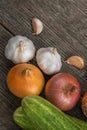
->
[24, 0, 87, 49]
[73, 0, 87, 15]
[0, 0, 87, 49]
[0, 93, 21, 130]
[0, 0, 87, 57]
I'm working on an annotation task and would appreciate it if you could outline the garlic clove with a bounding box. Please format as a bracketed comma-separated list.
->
[32, 18, 43, 35]
[65, 56, 84, 69]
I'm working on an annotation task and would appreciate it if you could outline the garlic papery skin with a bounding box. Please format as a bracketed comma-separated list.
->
[32, 18, 43, 35]
[5, 35, 36, 64]
[36, 47, 62, 75]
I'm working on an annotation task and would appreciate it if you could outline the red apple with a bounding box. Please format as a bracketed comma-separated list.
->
[45, 73, 81, 111]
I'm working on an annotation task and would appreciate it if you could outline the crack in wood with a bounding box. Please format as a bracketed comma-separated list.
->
[0, 22, 14, 36]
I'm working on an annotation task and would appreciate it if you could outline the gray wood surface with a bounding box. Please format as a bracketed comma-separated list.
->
[0, 0, 87, 129]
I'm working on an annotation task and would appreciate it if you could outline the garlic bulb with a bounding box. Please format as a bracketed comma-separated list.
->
[5, 35, 36, 64]
[36, 47, 62, 75]
[32, 18, 43, 35]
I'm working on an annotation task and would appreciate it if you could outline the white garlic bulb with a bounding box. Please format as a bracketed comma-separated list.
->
[5, 35, 36, 64]
[32, 18, 43, 35]
[36, 47, 62, 75]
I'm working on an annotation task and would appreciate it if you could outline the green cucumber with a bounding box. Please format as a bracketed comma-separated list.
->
[13, 95, 87, 130]
[13, 107, 36, 130]
[68, 114, 87, 130]
[22, 95, 87, 130]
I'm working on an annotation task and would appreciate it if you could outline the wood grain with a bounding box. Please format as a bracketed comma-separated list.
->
[0, 0, 87, 129]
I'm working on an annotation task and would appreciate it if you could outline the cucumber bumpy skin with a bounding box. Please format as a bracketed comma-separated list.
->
[13, 95, 87, 130]
[13, 107, 36, 130]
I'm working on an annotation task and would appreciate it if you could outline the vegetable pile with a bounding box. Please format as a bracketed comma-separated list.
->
[4, 18, 87, 130]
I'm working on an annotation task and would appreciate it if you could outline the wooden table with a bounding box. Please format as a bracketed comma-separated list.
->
[0, 0, 87, 129]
